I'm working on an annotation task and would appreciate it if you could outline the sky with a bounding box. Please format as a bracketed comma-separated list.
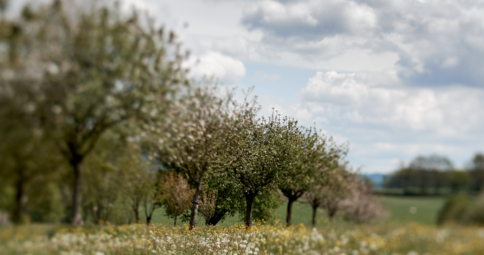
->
[15, 0, 484, 174]
[118, 0, 484, 174]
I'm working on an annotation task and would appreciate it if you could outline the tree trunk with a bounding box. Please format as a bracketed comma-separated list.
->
[244, 191, 257, 230]
[312, 205, 317, 228]
[328, 206, 337, 223]
[206, 208, 228, 226]
[286, 198, 295, 227]
[133, 205, 140, 223]
[281, 189, 304, 228]
[189, 180, 203, 230]
[143, 195, 157, 226]
[174, 215, 177, 226]
[71, 158, 84, 226]
[96, 203, 103, 224]
[12, 166, 25, 224]
[92, 204, 99, 225]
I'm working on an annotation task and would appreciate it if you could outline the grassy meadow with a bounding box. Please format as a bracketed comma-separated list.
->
[2, 219, 484, 254]
[379, 196, 445, 225]
[3, 195, 482, 255]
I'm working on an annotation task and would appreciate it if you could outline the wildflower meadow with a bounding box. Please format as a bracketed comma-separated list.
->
[2, 222, 484, 255]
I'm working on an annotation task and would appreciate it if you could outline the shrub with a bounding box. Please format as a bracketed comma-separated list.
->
[465, 205, 484, 225]
[464, 192, 484, 225]
[341, 181, 387, 224]
[437, 195, 473, 225]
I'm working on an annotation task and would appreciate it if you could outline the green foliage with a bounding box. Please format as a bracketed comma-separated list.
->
[384, 153, 484, 196]
[238, 190, 283, 223]
[448, 170, 471, 193]
[28, 182, 65, 223]
[384, 155, 455, 195]
[458, 192, 484, 226]
[0, 177, 14, 212]
[469, 153, 484, 192]
[230, 115, 296, 194]
[154, 86, 240, 229]
[253, 191, 283, 223]
[203, 168, 245, 225]
[0, 0, 188, 226]
[278, 123, 344, 223]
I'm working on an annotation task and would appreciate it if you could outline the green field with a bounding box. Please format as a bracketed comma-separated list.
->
[148, 195, 446, 227]
[378, 196, 445, 225]
[148, 202, 323, 227]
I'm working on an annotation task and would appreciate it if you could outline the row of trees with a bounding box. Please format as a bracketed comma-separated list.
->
[383, 154, 484, 195]
[0, 0, 386, 229]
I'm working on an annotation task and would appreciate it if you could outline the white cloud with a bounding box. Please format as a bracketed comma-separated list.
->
[300, 71, 484, 134]
[357, 143, 461, 157]
[242, 0, 484, 87]
[251, 71, 281, 82]
[185, 51, 246, 85]
[345, 1, 377, 32]
[214, 37, 249, 59]
[245, 0, 319, 27]
[441, 57, 459, 69]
